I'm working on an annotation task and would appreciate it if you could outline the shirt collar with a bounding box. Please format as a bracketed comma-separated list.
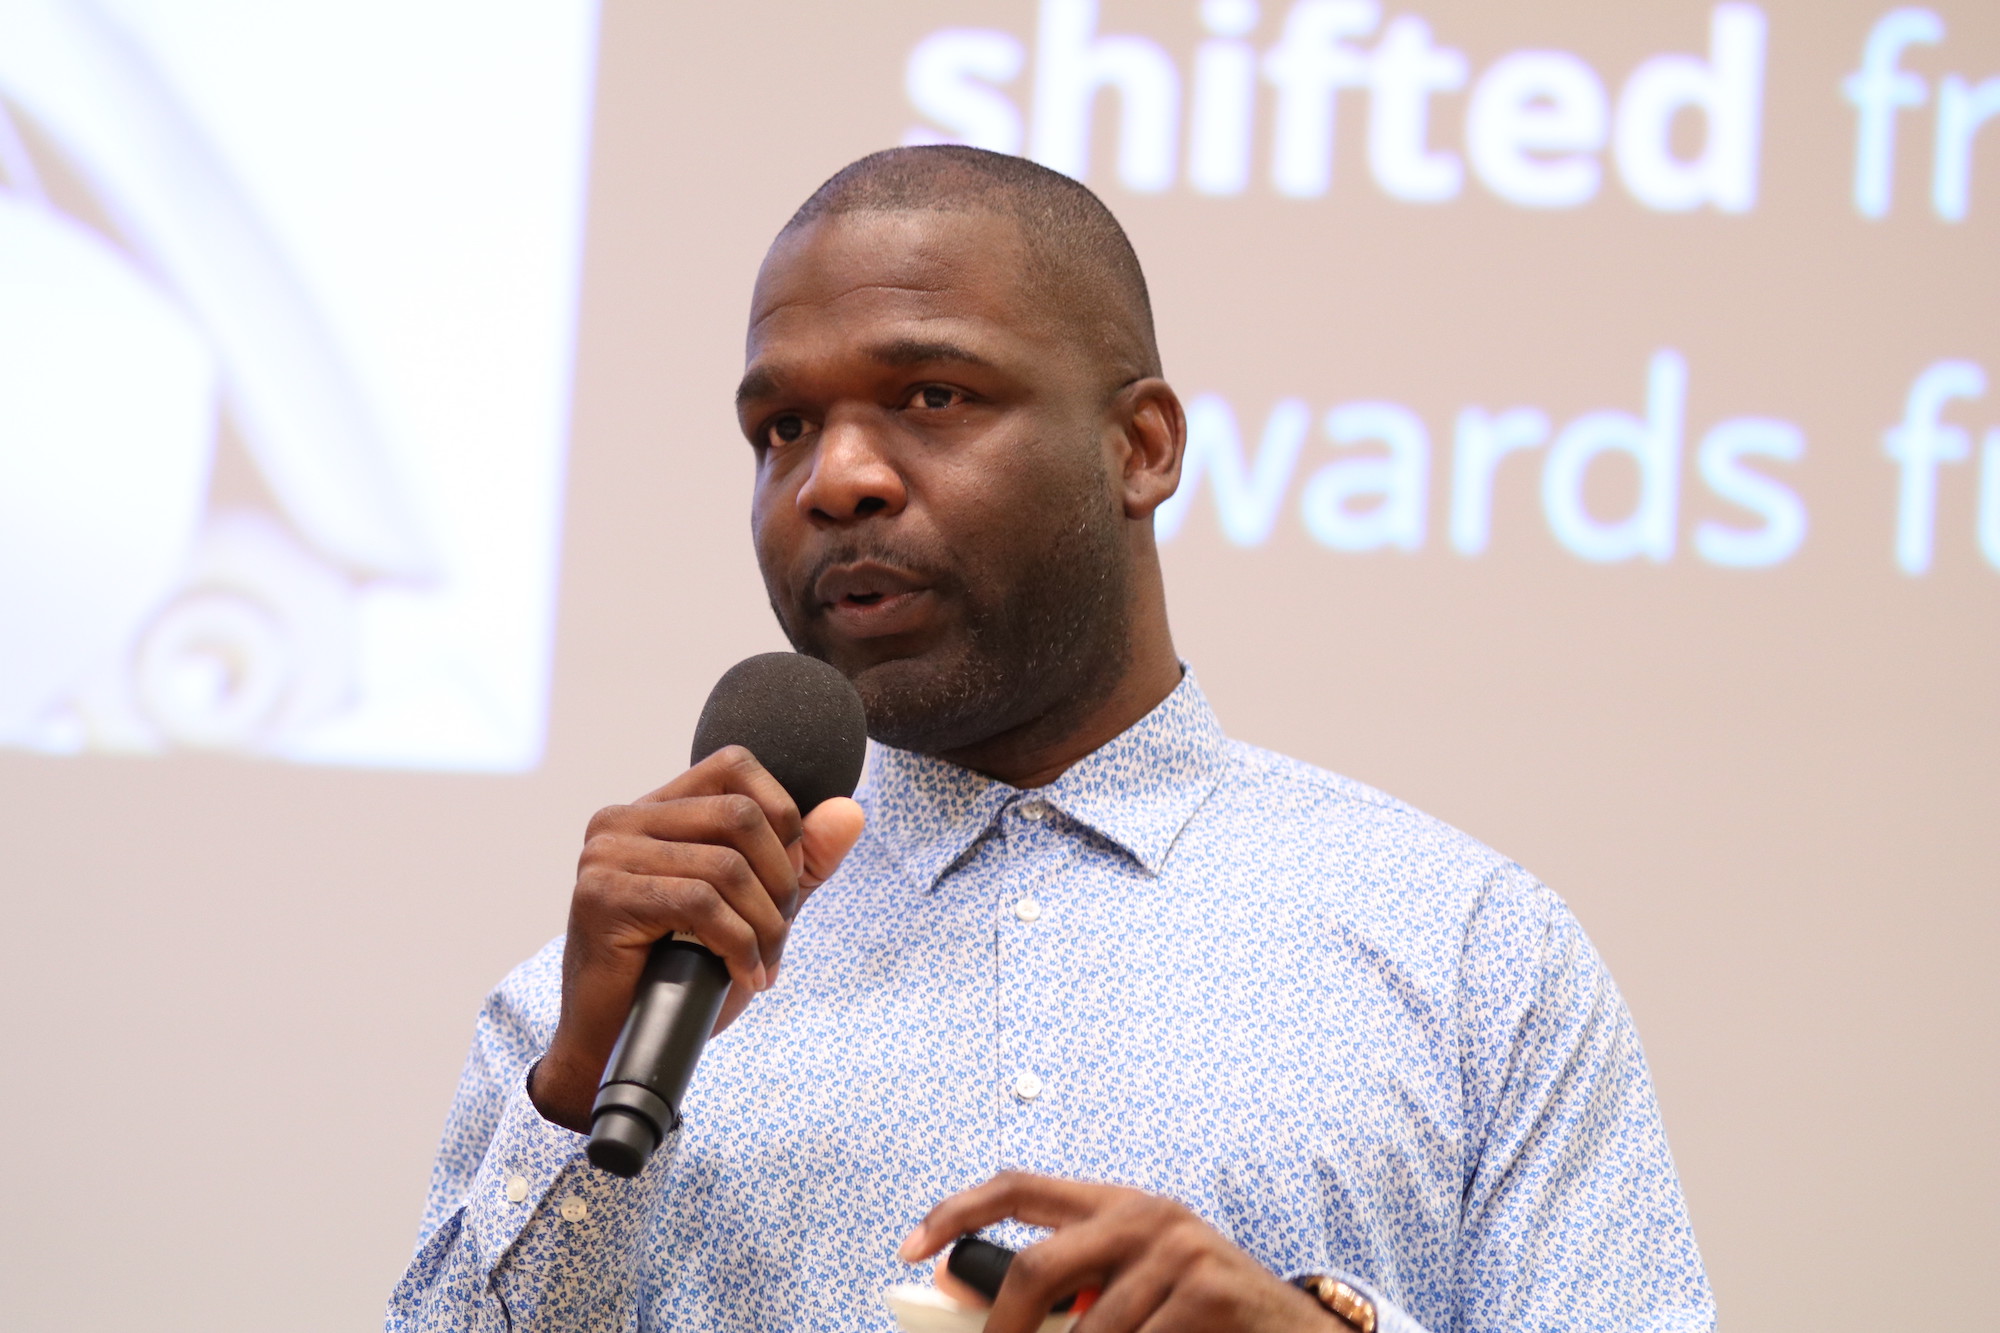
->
[855, 669, 1229, 891]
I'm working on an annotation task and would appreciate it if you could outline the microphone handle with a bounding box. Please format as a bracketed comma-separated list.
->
[586, 935, 729, 1177]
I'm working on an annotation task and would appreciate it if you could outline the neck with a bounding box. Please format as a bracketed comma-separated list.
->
[937, 610, 1182, 790]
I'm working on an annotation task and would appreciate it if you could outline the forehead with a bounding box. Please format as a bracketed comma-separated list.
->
[745, 210, 1054, 367]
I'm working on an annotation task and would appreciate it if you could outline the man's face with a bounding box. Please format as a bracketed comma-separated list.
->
[739, 209, 1131, 756]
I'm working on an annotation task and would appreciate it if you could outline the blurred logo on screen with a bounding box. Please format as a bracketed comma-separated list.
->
[0, 0, 599, 771]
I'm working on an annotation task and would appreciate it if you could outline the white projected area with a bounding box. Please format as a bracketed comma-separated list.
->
[0, 0, 598, 771]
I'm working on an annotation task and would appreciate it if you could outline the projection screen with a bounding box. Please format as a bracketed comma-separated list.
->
[0, 1, 1991, 1329]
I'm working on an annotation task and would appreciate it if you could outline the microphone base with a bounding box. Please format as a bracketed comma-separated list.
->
[587, 1081, 675, 1178]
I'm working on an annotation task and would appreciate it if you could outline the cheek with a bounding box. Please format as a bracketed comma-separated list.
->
[749, 477, 796, 578]
[934, 448, 1099, 557]
[920, 481, 1016, 578]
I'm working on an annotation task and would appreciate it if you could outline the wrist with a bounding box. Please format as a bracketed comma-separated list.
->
[526, 1052, 595, 1134]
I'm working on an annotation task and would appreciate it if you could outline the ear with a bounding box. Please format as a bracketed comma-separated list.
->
[1108, 378, 1186, 522]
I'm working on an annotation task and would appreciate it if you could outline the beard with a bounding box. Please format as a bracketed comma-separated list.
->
[768, 473, 1132, 759]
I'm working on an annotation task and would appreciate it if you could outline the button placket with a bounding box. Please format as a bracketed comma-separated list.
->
[997, 793, 1076, 1135]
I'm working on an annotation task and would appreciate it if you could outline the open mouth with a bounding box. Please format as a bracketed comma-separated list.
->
[812, 561, 933, 636]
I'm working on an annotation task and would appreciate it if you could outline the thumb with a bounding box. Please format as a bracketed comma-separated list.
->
[798, 796, 865, 893]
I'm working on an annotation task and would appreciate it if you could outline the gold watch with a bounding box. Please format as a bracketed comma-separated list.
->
[1294, 1274, 1378, 1333]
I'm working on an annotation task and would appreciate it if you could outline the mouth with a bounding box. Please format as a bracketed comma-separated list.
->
[811, 561, 936, 639]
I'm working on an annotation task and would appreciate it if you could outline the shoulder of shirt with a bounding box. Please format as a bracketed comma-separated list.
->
[1212, 738, 1562, 921]
[1218, 737, 1495, 848]
[1218, 736, 1425, 816]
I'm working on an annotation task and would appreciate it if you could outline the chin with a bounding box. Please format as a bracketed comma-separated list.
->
[844, 650, 1015, 755]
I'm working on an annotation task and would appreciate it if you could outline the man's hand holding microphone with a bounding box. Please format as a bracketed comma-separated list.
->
[527, 653, 871, 1171]
[525, 742, 865, 1134]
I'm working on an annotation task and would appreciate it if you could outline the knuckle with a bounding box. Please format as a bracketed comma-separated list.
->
[1104, 1194, 1158, 1232]
[577, 829, 623, 868]
[712, 744, 759, 775]
[983, 1171, 1027, 1207]
[583, 803, 630, 838]
[572, 863, 620, 911]
[669, 876, 736, 929]
[637, 875, 700, 929]
[659, 874, 716, 917]
[1008, 1245, 1052, 1289]
[709, 910, 758, 961]
[715, 793, 765, 834]
[1179, 1276, 1227, 1318]
[769, 800, 804, 841]
[697, 842, 756, 891]
[1154, 1223, 1203, 1267]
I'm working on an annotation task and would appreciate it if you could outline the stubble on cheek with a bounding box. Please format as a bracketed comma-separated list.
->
[820, 508, 1129, 755]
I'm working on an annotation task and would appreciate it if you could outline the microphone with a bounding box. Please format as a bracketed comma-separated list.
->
[585, 652, 868, 1177]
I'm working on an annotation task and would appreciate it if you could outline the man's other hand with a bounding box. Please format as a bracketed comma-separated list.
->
[527, 745, 866, 1132]
[899, 1172, 1340, 1333]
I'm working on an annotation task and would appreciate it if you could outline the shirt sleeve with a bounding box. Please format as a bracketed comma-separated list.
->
[1447, 868, 1716, 1332]
[385, 938, 675, 1332]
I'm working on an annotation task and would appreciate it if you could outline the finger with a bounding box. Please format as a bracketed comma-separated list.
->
[612, 836, 790, 973]
[899, 1172, 1111, 1261]
[985, 1224, 1127, 1333]
[636, 746, 804, 848]
[1069, 1249, 1180, 1333]
[1126, 1260, 1252, 1333]
[711, 978, 756, 1036]
[612, 794, 798, 918]
[540, 868, 764, 1116]
[798, 797, 865, 896]
[634, 874, 767, 992]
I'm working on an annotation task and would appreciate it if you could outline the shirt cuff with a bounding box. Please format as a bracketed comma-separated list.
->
[462, 1069, 676, 1269]
[1343, 1277, 1425, 1333]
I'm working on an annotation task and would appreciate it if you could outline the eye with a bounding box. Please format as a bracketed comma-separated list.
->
[764, 413, 811, 449]
[909, 384, 963, 411]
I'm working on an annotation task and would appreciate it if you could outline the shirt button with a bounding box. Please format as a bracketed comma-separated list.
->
[1013, 897, 1042, 922]
[1013, 1072, 1044, 1101]
[504, 1174, 529, 1203]
[1019, 799, 1049, 822]
[559, 1195, 589, 1223]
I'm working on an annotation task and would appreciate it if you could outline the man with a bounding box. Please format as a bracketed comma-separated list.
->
[390, 147, 1713, 1332]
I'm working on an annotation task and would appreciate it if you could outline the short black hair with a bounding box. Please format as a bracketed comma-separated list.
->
[782, 146, 1162, 381]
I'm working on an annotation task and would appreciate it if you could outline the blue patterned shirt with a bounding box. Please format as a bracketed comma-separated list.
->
[390, 672, 1713, 1332]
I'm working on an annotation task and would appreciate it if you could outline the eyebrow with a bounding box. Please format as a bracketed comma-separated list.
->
[735, 366, 783, 408]
[867, 337, 995, 371]
[735, 337, 997, 408]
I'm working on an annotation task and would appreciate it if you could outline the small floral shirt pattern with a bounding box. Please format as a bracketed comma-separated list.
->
[390, 672, 1713, 1332]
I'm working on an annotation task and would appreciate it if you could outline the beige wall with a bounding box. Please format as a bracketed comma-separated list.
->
[2, 1, 1994, 1328]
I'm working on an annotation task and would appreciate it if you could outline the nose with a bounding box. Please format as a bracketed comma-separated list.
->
[795, 409, 906, 523]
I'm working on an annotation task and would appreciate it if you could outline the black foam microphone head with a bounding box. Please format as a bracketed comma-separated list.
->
[689, 653, 869, 814]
